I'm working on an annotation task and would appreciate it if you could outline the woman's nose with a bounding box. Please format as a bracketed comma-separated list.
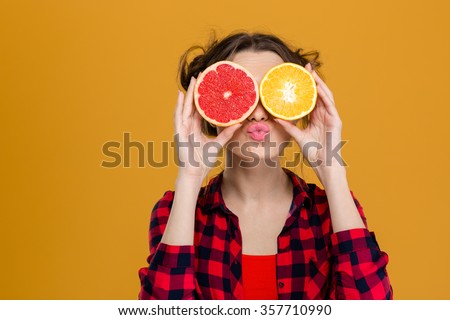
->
[247, 101, 269, 122]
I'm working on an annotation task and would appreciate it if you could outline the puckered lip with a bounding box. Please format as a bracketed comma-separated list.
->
[246, 122, 270, 133]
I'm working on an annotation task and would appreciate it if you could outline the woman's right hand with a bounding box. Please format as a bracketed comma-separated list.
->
[174, 75, 242, 181]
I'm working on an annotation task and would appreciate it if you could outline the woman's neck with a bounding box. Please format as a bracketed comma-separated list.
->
[221, 157, 292, 204]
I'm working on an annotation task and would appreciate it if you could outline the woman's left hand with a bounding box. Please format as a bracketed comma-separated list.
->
[274, 63, 346, 180]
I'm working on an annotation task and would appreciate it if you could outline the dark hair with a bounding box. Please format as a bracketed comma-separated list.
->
[176, 30, 322, 183]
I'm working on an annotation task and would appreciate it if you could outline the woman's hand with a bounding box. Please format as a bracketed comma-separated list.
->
[274, 63, 345, 182]
[174, 75, 242, 181]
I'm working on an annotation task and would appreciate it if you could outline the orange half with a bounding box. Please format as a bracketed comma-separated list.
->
[260, 63, 317, 120]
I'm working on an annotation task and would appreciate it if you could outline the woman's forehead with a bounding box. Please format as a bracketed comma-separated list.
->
[229, 50, 284, 84]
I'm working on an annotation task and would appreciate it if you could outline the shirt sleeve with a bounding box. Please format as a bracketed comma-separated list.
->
[138, 191, 196, 300]
[327, 190, 394, 300]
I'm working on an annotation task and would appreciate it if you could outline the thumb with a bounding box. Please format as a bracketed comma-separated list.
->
[274, 118, 305, 141]
[214, 123, 242, 148]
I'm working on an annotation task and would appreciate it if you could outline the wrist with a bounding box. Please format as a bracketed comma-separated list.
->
[176, 172, 206, 189]
[315, 165, 347, 189]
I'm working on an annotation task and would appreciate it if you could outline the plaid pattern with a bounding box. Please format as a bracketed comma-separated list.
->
[138, 168, 393, 300]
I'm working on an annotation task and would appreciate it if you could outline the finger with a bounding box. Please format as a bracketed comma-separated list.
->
[305, 62, 313, 72]
[304, 63, 335, 104]
[274, 118, 303, 139]
[316, 85, 339, 118]
[274, 118, 309, 149]
[174, 90, 184, 128]
[312, 70, 334, 103]
[214, 123, 242, 148]
[182, 77, 197, 120]
[192, 108, 203, 133]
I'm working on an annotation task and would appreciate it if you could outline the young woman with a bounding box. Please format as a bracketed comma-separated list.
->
[138, 32, 393, 300]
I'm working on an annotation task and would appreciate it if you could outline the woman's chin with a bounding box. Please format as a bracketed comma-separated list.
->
[226, 150, 281, 168]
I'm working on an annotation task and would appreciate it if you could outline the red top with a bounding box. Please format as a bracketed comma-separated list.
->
[242, 254, 278, 300]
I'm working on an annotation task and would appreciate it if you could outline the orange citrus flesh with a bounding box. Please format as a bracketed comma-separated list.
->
[259, 63, 317, 120]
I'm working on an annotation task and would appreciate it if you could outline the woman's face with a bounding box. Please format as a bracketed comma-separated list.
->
[216, 50, 297, 166]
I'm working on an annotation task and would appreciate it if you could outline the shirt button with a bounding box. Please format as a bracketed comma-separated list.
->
[278, 281, 284, 288]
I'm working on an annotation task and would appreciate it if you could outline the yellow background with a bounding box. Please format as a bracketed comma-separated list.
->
[1, 0, 449, 299]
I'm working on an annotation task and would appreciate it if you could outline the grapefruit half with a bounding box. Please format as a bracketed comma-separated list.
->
[194, 61, 259, 127]
[259, 62, 317, 120]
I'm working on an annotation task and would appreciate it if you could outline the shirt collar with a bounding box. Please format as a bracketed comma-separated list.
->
[202, 168, 312, 215]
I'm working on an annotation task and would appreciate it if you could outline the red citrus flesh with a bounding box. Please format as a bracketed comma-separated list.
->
[194, 61, 259, 127]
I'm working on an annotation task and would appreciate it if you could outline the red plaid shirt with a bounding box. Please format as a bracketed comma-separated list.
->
[138, 168, 393, 299]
